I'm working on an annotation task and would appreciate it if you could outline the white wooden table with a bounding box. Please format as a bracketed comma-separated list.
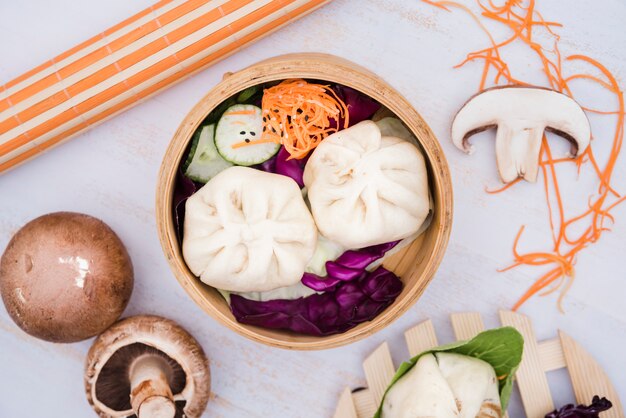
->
[1, 1, 625, 417]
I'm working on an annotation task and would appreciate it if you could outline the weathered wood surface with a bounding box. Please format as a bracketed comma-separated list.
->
[1, 0, 625, 416]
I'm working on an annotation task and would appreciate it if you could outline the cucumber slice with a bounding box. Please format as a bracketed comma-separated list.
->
[215, 104, 280, 166]
[184, 124, 233, 183]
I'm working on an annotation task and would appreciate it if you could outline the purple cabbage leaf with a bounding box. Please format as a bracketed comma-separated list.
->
[545, 396, 612, 418]
[173, 170, 200, 243]
[274, 146, 308, 187]
[332, 85, 381, 128]
[252, 146, 306, 188]
[230, 266, 402, 336]
[302, 241, 399, 291]
[252, 151, 278, 173]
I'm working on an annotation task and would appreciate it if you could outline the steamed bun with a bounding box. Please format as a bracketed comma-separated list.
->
[182, 166, 317, 292]
[436, 353, 501, 418]
[382, 354, 459, 418]
[303, 120, 429, 249]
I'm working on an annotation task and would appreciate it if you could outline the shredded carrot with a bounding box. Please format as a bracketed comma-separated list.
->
[423, 0, 626, 312]
[237, 79, 349, 160]
[485, 177, 522, 194]
[230, 137, 278, 149]
[224, 110, 257, 116]
[422, 0, 451, 11]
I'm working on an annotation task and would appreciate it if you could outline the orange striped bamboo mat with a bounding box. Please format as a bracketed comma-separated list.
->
[0, 0, 330, 174]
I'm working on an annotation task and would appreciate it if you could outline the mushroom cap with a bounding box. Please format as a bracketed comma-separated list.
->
[85, 315, 210, 418]
[451, 86, 591, 155]
[0, 212, 133, 343]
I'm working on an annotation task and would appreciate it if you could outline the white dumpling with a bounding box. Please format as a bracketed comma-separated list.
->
[382, 354, 459, 418]
[182, 166, 317, 292]
[303, 120, 429, 249]
[436, 353, 502, 418]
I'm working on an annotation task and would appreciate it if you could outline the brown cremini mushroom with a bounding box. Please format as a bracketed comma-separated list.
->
[451, 86, 591, 183]
[85, 315, 210, 418]
[0, 212, 133, 342]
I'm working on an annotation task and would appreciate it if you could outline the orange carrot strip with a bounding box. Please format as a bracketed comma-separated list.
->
[485, 177, 522, 194]
[224, 110, 257, 116]
[421, 0, 451, 11]
[425, 0, 626, 311]
[230, 137, 278, 149]
[256, 79, 348, 159]
[565, 74, 616, 92]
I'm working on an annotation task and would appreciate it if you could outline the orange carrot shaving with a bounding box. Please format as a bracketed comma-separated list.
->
[252, 79, 349, 160]
[485, 177, 522, 194]
[224, 110, 257, 116]
[230, 137, 277, 149]
[423, 0, 625, 312]
[422, 0, 451, 11]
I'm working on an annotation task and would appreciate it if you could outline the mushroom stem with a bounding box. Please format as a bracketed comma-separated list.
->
[129, 354, 176, 418]
[495, 122, 544, 183]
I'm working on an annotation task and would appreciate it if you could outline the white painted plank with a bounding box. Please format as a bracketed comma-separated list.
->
[1, 1, 625, 417]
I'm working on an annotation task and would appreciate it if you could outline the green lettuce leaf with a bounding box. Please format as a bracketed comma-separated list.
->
[374, 327, 524, 417]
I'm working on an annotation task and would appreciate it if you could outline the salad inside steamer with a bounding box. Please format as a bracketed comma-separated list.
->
[173, 79, 432, 336]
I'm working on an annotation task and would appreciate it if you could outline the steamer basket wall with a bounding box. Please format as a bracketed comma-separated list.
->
[156, 53, 453, 350]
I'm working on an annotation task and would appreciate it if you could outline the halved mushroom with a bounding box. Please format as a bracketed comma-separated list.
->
[451, 86, 591, 183]
[85, 315, 210, 418]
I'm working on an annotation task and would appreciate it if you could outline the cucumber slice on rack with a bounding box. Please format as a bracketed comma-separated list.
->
[215, 104, 280, 166]
[184, 124, 233, 183]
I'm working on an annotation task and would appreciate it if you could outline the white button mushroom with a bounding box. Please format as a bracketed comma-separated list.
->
[85, 315, 210, 418]
[0, 212, 133, 343]
[451, 86, 591, 183]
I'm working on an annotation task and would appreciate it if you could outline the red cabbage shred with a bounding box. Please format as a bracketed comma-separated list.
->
[230, 267, 402, 336]
[545, 396, 612, 418]
[302, 241, 399, 291]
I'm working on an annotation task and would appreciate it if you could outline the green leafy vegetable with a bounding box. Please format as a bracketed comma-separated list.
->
[182, 127, 202, 172]
[374, 327, 524, 417]
[204, 96, 237, 125]
[236, 85, 261, 103]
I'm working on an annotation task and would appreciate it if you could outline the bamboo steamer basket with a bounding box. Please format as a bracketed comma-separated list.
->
[156, 53, 453, 350]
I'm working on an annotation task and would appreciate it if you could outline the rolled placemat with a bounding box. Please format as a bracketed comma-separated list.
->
[0, 0, 330, 173]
